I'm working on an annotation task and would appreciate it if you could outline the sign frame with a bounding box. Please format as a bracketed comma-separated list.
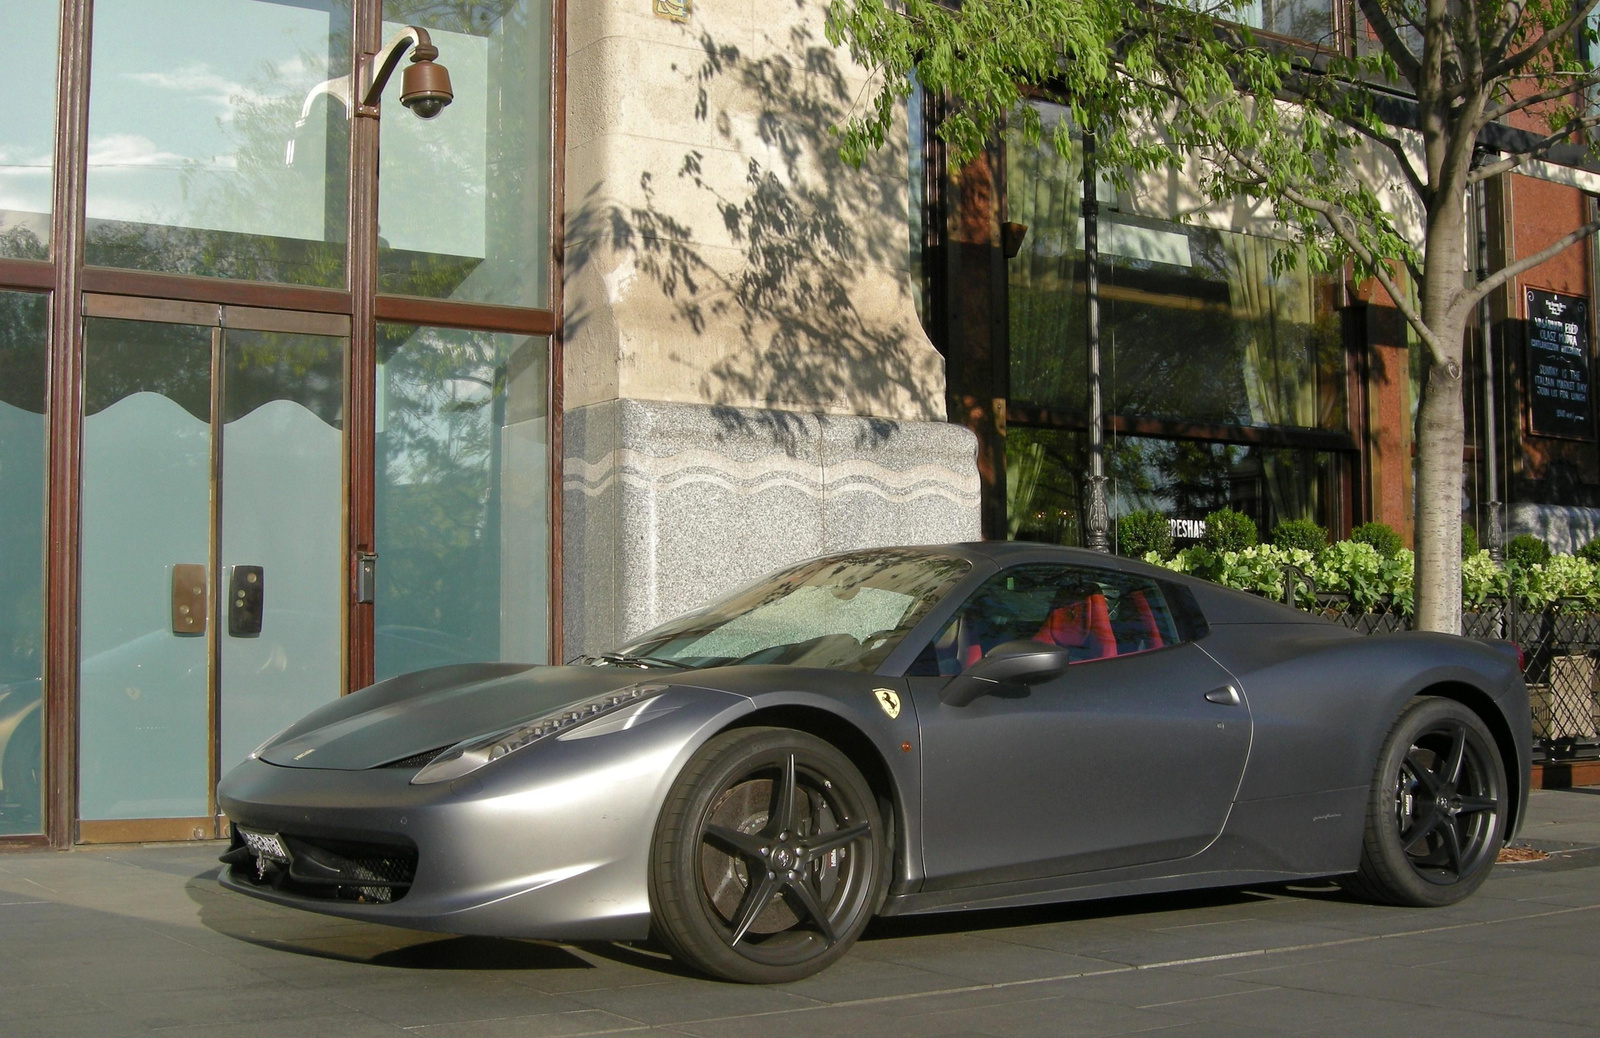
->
[1524, 286, 1595, 442]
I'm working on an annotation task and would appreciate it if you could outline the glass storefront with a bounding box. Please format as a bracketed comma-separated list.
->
[1003, 100, 1350, 544]
[374, 325, 549, 680]
[1, 0, 57, 260]
[84, 0, 353, 285]
[378, 0, 553, 307]
[0, 292, 47, 836]
[1007, 428, 1343, 549]
[1007, 103, 1344, 431]
[2, 2, 558, 842]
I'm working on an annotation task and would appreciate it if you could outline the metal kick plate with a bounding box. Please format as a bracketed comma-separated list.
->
[229, 565, 265, 637]
[171, 564, 207, 635]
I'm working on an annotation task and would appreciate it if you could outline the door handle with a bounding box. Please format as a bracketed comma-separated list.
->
[171, 564, 207, 635]
[1204, 685, 1241, 706]
[229, 565, 265, 636]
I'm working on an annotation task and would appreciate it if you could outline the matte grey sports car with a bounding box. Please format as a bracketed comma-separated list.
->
[218, 543, 1530, 983]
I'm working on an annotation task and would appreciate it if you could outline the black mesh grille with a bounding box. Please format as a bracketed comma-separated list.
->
[226, 829, 418, 904]
[378, 745, 452, 769]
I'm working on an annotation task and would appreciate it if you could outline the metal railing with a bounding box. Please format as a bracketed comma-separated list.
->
[1275, 567, 1600, 763]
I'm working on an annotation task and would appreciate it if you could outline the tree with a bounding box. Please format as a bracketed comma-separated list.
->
[826, 0, 1600, 632]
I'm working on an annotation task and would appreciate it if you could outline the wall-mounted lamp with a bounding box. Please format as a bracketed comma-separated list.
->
[285, 25, 452, 166]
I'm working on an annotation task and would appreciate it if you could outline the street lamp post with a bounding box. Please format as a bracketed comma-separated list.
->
[1083, 133, 1110, 553]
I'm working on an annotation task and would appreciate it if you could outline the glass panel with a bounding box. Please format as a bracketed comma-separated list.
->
[218, 331, 344, 772]
[375, 325, 549, 679]
[1107, 436, 1343, 542]
[85, 0, 352, 286]
[908, 564, 1182, 676]
[1006, 426, 1086, 545]
[0, 292, 47, 835]
[80, 318, 212, 820]
[1236, 0, 1335, 45]
[1, 0, 57, 259]
[378, 0, 552, 308]
[1005, 101, 1345, 430]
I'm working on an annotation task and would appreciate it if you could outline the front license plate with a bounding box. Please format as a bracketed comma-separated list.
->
[240, 828, 290, 863]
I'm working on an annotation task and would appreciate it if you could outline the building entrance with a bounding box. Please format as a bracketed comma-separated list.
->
[76, 295, 350, 842]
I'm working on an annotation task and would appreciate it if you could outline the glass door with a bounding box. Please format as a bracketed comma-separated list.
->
[79, 296, 349, 840]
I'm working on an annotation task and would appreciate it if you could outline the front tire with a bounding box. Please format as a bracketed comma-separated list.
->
[1344, 697, 1507, 907]
[649, 727, 886, 983]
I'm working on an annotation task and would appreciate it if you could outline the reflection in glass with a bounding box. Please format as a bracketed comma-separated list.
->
[1005, 102, 1344, 430]
[0, 292, 47, 835]
[378, 0, 552, 307]
[219, 331, 344, 773]
[80, 318, 212, 820]
[1107, 436, 1342, 543]
[1005, 427, 1342, 550]
[1235, 0, 1335, 44]
[0, 0, 57, 259]
[85, 0, 351, 285]
[375, 325, 549, 679]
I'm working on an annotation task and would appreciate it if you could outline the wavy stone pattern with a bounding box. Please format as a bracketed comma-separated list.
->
[563, 399, 981, 658]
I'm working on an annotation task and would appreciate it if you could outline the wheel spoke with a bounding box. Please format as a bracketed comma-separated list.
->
[1456, 795, 1498, 815]
[770, 753, 799, 835]
[782, 873, 837, 944]
[1401, 807, 1441, 853]
[729, 871, 781, 944]
[704, 824, 770, 863]
[1442, 725, 1468, 786]
[1406, 754, 1440, 795]
[802, 821, 871, 861]
[1440, 820, 1464, 876]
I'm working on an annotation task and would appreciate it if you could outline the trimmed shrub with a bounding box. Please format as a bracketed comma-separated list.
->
[1350, 521, 1402, 559]
[1271, 518, 1327, 553]
[1461, 524, 1479, 557]
[1578, 537, 1600, 565]
[1117, 510, 1173, 559]
[1507, 533, 1551, 569]
[1201, 507, 1258, 552]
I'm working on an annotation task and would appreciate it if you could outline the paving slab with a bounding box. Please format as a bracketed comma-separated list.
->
[0, 787, 1597, 1037]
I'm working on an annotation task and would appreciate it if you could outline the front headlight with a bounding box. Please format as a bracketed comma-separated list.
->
[411, 684, 668, 785]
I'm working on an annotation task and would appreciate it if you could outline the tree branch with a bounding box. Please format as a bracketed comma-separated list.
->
[1459, 213, 1600, 314]
[1481, 68, 1600, 125]
[1355, 0, 1422, 86]
[1485, 0, 1600, 80]
[1468, 111, 1600, 181]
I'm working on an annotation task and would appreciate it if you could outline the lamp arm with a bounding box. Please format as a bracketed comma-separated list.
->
[358, 25, 436, 111]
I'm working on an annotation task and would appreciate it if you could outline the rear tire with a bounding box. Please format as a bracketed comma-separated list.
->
[1343, 697, 1506, 907]
[648, 727, 886, 983]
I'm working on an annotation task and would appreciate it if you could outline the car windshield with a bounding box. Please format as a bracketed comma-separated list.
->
[613, 550, 972, 672]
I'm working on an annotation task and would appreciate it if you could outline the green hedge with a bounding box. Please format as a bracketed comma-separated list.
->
[1142, 539, 1600, 615]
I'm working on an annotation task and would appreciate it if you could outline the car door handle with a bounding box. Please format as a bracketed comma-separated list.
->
[1204, 685, 1241, 706]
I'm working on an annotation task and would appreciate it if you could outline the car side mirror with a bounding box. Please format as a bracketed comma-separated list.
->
[940, 640, 1075, 707]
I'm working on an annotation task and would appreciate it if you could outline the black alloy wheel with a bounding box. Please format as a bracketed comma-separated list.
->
[1345, 697, 1507, 907]
[649, 727, 887, 983]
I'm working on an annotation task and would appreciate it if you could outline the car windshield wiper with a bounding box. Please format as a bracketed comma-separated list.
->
[590, 651, 683, 670]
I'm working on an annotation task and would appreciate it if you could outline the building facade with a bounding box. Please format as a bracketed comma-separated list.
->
[2, 0, 1598, 850]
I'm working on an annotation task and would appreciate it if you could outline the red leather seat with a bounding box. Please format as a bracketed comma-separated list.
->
[1124, 589, 1164, 650]
[1033, 590, 1116, 660]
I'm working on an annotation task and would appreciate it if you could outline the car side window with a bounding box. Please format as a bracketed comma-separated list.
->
[907, 564, 1195, 677]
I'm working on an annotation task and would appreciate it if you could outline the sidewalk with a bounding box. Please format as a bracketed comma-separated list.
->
[2, 788, 1598, 1038]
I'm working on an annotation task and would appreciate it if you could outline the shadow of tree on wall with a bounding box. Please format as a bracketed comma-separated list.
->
[565, 23, 943, 444]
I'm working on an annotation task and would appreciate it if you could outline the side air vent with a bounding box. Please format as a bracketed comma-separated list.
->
[378, 745, 453, 769]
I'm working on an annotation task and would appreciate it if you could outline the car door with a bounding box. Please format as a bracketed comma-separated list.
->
[907, 562, 1251, 891]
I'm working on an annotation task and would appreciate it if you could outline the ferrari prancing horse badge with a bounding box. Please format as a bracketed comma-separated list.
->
[873, 688, 901, 719]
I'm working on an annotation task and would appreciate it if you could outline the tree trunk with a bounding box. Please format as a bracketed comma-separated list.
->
[1412, 338, 1466, 633]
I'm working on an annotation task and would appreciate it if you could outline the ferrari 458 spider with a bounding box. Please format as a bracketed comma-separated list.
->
[218, 543, 1530, 982]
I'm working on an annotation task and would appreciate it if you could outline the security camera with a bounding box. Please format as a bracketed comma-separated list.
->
[401, 57, 453, 119]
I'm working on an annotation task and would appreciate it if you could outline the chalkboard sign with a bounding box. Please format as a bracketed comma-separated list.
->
[1525, 288, 1594, 440]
